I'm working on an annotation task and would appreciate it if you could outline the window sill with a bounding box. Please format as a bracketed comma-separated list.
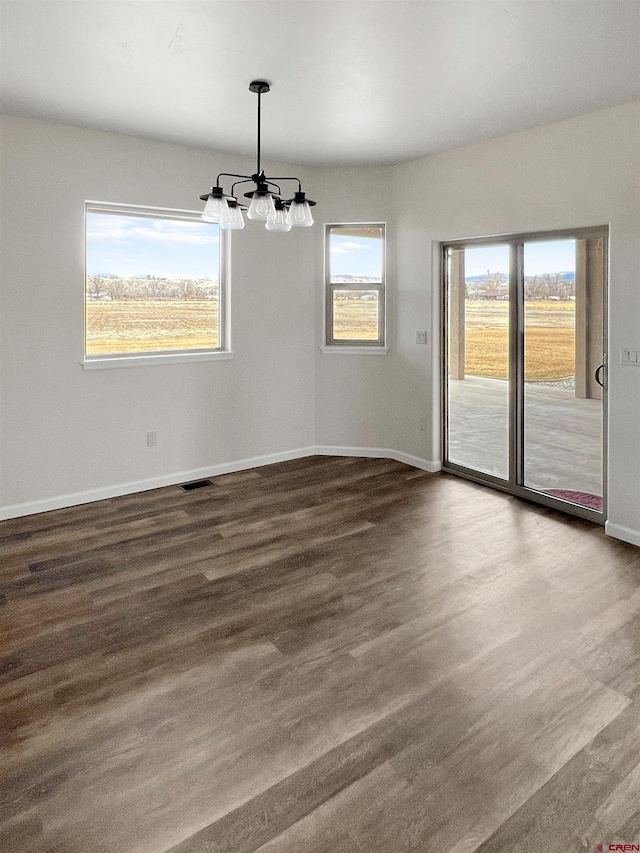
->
[82, 351, 235, 370]
[320, 346, 388, 356]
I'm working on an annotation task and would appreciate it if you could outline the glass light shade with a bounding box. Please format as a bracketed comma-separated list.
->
[265, 205, 291, 232]
[222, 204, 245, 230]
[202, 193, 229, 224]
[247, 192, 276, 221]
[289, 199, 314, 227]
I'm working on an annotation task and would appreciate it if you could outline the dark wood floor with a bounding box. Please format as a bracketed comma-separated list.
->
[1, 456, 639, 853]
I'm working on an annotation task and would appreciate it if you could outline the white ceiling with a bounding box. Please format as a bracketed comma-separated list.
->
[1, 1, 639, 167]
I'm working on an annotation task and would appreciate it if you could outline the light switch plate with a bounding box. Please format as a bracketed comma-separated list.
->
[621, 348, 640, 365]
[416, 331, 428, 344]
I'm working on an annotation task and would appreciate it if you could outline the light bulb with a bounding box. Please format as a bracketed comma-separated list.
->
[265, 204, 292, 232]
[222, 203, 245, 230]
[289, 199, 314, 228]
[202, 192, 229, 224]
[247, 192, 276, 221]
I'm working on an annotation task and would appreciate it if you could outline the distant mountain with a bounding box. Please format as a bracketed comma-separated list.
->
[331, 275, 382, 283]
[91, 273, 213, 281]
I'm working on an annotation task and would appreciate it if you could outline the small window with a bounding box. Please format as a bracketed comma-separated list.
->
[325, 224, 386, 346]
[84, 202, 225, 362]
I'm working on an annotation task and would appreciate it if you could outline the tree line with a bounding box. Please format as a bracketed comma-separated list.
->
[524, 272, 574, 300]
[469, 271, 575, 300]
[87, 275, 218, 301]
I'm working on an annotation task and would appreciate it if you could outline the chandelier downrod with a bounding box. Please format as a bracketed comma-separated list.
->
[257, 88, 261, 175]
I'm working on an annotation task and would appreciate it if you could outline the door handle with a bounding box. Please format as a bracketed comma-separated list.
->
[595, 363, 605, 387]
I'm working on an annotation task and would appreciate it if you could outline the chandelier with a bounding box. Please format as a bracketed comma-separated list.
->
[199, 81, 316, 232]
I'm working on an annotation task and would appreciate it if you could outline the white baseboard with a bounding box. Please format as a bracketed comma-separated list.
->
[0, 446, 441, 521]
[605, 521, 640, 548]
[314, 445, 441, 473]
[0, 446, 316, 521]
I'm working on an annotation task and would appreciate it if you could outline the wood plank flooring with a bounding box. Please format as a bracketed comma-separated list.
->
[1, 456, 639, 853]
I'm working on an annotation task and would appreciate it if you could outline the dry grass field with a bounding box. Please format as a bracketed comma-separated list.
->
[86, 299, 573, 381]
[86, 301, 219, 354]
[461, 301, 575, 380]
[333, 299, 379, 340]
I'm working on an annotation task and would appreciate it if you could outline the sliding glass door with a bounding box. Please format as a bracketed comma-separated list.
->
[443, 228, 607, 522]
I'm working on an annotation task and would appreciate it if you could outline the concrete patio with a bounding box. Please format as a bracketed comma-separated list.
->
[448, 376, 603, 497]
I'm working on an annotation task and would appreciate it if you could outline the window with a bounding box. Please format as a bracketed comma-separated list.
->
[84, 202, 226, 364]
[325, 224, 386, 347]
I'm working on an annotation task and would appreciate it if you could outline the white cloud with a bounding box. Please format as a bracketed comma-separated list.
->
[341, 241, 371, 250]
[86, 216, 218, 245]
[128, 226, 218, 245]
[86, 217, 129, 243]
[331, 240, 372, 254]
[86, 230, 128, 243]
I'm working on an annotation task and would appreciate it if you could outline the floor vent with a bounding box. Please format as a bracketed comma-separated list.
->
[180, 479, 212, 492]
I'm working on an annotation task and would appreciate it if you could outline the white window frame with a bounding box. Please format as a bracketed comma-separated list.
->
[324, 222, 387, 351]
[83, 201, 231, 369]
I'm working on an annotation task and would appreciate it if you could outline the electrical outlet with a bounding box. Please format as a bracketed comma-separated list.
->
[416, 331, 428, 344]
[147, 431, 157, 447]
[418, 418, 427, 432]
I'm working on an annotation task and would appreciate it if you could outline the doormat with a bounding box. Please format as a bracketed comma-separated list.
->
[544, 489, 603, 512]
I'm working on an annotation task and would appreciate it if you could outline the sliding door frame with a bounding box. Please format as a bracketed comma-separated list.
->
[441, 225, 608, 525]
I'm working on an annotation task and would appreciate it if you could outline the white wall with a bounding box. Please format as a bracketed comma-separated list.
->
[0, 116, 315, 513]
[312, 165, 396, 451]
[389, 101, 640, 539]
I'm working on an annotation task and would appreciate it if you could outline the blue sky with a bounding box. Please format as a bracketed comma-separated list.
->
[464, 240, 576, 278]
[330, 233, 383, 279]
[87, 214, 574, 281]
[86, 212, 220, 278]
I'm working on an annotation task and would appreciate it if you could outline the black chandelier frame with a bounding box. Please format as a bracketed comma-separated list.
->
[199, 80, 316, 216]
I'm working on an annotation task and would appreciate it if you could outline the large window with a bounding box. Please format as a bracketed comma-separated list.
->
[84, 202, 225, 363]
[325, 224, 386, 347]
